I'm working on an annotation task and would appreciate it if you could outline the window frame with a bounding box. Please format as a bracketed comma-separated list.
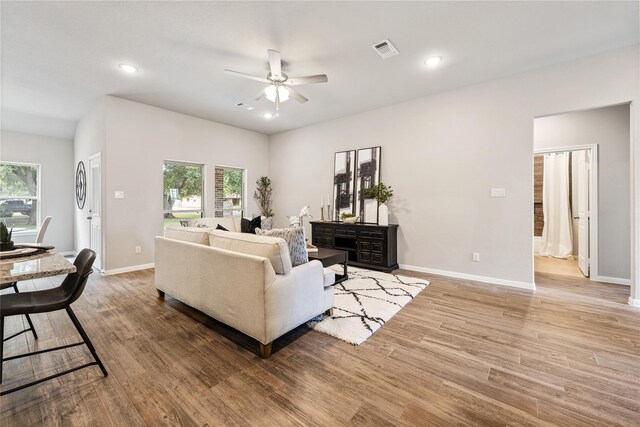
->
[0, 161, 41, 236]
[162, 160, 205, 224]
[215, 166, 246, 218]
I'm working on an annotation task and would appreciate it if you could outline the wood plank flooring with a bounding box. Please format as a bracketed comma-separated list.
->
[1, 268, 638, 426]
[534, 256, 585, 278]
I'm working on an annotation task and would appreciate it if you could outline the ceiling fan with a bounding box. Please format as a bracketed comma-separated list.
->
[224, 49, 328, 117]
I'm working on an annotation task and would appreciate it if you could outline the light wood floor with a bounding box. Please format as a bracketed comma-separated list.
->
[534, 255, 585, 278]
[1, 268, 638, 426]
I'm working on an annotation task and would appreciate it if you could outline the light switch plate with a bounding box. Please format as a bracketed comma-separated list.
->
[491, 188, 506, 198]
[115, 191, 125, 199]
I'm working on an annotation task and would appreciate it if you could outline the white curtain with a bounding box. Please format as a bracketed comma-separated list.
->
[540, 152, 573, 258]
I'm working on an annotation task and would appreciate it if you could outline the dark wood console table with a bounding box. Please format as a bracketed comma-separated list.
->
[310, 221, 399, 272]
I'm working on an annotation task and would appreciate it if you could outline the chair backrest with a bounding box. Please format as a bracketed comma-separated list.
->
[35, 216, 52, 244]
[60, 248, 96, 305]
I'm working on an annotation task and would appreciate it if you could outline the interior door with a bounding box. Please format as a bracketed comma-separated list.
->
[88, 154, 102, 270]
[575, 150, 590, 277]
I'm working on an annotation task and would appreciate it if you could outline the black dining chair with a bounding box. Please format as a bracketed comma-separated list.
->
[0, 282, 38, 340]
[0, 249, 108, 396]
[0, 216, 54, 341]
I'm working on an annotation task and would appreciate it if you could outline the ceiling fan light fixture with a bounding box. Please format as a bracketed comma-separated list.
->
[118, 63, 139, 73]
[424, 56, 443, 68]
[265, 85, 290, 102]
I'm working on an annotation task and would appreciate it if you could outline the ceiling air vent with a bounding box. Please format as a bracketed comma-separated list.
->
[235, 102, 255, 110]
[372, 39, 399, 59]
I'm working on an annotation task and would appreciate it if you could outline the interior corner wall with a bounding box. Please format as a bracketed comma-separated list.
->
[74, 98, 106, 257]
[1, 130, 75, 252]
[103, 96, 270, 271]
[268, 45, 639, 288]
[534, 104, 631, 280]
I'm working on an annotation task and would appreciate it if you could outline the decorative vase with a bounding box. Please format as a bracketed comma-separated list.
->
[378, 203, 389, 226]
[364, 199, 377, 223]
[0, 241, 15, 252]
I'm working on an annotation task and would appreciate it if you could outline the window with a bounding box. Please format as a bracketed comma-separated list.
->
[0, 162, 40, 234]
[215, 167, 244, 217]
[163, 161, 204, 228]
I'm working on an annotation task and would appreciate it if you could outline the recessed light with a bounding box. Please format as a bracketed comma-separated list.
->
[119, 63, 139, 73]
[263, 113, 273, 119]
[424, 56, 442, 68]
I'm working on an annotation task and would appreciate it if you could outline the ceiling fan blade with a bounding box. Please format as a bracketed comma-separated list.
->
[224, 69, 269, 83]
[285, 74, 328, 86]
[267, 49, 282, 78]
[285, 87, 308, 104]
[254, 88, 267, 101]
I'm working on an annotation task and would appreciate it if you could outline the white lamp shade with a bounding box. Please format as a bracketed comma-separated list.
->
[265, 85, 289, 102]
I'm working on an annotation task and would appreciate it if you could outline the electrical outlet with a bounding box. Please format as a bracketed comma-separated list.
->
[135, 246, 142, 254]
[472, 252, 480, 262]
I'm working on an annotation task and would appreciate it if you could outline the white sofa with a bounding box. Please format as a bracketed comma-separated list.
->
[155, 224, 334, 357]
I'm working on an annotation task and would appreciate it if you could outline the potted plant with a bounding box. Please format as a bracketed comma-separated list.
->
[0, 221, 15, 251]
[369, 183, 394, 225]
[254, 176, 274, 229]
[340, 212, 359, 224]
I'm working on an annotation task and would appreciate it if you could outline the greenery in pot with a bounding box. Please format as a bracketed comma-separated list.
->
[254, 176, 274, 218]
[339, 213, 355, 219]
[363, 182, 394, 204]
[0, 221, 15, 251]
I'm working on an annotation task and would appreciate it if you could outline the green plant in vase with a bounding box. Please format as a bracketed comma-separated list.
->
[0, 221, 15, 251]
[368, 182, 393, 225]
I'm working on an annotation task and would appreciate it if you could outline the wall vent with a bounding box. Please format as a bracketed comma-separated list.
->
[235, 102, 255, 110]
[372, 39, 399, 59]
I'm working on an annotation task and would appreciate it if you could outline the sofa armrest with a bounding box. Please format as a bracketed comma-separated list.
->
[263, 260, 326, 343]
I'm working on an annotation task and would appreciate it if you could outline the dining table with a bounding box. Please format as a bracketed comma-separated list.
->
[0, 251, 76, 285]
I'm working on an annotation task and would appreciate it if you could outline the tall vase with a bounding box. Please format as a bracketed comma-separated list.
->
[364, 199, 377, 223]
[378, 203, 389, 226]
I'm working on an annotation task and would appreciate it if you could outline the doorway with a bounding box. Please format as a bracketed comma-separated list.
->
[88, 153, 102, 271]
[533, 103, 631, 287]
[533, 146, 597, 279]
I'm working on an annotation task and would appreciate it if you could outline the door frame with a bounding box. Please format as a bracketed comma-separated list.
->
[533, 144, 599, 279]
[88, 152, 103, 271]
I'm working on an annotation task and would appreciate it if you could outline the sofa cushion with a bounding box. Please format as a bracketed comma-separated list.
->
[208, 230, 292, 275]
[165, 225, 211, 245]
[255, 227, 308, 267]
[188, 217, 239, 232]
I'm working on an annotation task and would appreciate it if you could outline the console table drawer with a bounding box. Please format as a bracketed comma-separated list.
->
[313, 226, 334, 235]
[335, 228, 357, 237]
[359, 229, 384, 238]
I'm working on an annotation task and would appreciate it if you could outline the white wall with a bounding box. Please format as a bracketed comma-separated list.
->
[103, 96, 270, 271]
[74, 98, 106, 257]
[535, 105, 631, 280]
[1, 130, 75, 251]
[269, 45, 639, 290]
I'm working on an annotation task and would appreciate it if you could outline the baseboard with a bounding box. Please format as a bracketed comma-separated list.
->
[592, 276, 631, 286]
[628, 297, 640, 307]
[399, 264, 536, 290]
[59, 251, 77, 257]
[102, 263, 155, 276]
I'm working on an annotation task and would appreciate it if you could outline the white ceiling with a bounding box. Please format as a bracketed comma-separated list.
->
[1, 1, 638, 138]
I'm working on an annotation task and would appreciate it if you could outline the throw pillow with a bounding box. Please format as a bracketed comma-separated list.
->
[241, 216, 261, 234]
[255, 227, 308, 266]
[216, 224, 228, 231]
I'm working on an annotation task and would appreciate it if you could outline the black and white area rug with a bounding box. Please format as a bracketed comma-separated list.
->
[308, 266, 429, 345]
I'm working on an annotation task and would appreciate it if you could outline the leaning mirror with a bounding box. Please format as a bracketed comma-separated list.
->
[332, 150, 356, 220]
[355, 146, 382, 223]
